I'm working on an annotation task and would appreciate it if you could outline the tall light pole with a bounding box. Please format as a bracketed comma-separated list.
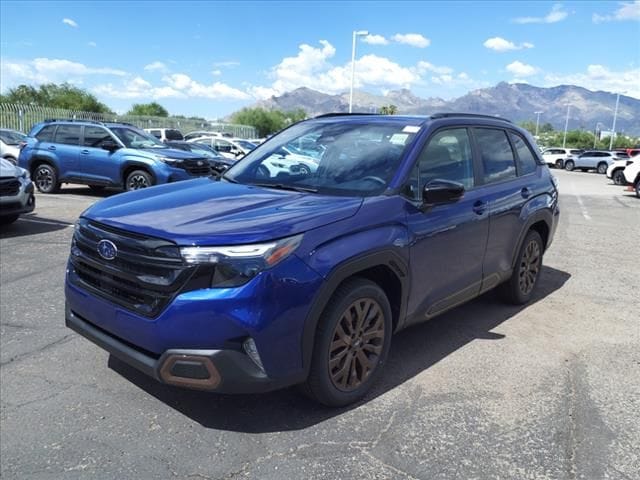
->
[534, 111, 543, 137]
[609, 92, 620, 150]
[593, 121, 605, 149]
[562, 104, 571, 148]
[349, 30, 369, 113]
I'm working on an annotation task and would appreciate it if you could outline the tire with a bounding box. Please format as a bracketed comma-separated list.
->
[597, 162, 608, 174]
[297, 164, 311, 175]
[564, 160, 574, 171]
[612, 169, 626, 185]
[4, 156, 17, 166]
[33, 163, 60, 193]
[125, 170, 153, 191]
[0, 214, 19, 225]
[303, 278, 392, 407]
[555, 159, 563, 169]
[500, 230, 544, 305]
[635, 180, 640, 199]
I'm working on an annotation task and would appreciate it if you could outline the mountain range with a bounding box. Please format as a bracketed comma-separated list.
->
[255, 82, 640, 136]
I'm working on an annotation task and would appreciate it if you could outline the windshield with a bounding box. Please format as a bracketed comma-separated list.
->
[110, 127, 165, 148]
[224, 120, 419, 196]
[186, 143, 224, 159]
[0, 130, 26, 145]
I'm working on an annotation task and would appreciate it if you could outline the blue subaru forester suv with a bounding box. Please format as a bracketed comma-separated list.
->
[65, 113, 559, 406]
[19, 120, 213, 193]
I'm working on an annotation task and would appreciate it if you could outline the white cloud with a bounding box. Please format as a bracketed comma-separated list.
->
[163, 73, 250, 100]
[93, 76, 183, 99]
[544, 64, 640, 98]
[144, 61, 167, 72]
[62, 18, 78, 28]
[0, 58, 126, 87]
[513, 4, 569, 24]
[506, 61, 539, 77]
[362, 34, 389, 45]
[88, 41, 97, 47]
[416, 61, 453, 75]
[213, 61, 240, 68]
[211, 69, 222, 76]
[483, 37, 535, 52]
[593, 0, 640, 23]
[391, 33, 430, 48]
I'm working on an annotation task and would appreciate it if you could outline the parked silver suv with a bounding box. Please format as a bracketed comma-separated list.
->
[0, 158, 35, 224]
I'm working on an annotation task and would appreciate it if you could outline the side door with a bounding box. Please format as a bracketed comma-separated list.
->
[472, 127, 532, 287]
[79, 125, 121, 185]
[52, 124, 82, 179]
[404, 127, 489, 323]
[31, 124, 58, 163]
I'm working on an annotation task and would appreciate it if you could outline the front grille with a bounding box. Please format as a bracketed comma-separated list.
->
[69, 219, 195, 317]
[179, 158, 212, 176]
[0, 178, 20, 197]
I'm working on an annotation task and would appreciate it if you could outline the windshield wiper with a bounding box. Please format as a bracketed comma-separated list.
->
[252, 183, 318, 193]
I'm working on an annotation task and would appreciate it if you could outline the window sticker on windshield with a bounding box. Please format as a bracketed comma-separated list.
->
[402, 126, 421, 133]
[389, 133, 410, 145]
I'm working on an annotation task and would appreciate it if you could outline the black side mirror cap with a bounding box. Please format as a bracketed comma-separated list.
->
[422, 179, 465, 207]
[101, 140, 120, 151]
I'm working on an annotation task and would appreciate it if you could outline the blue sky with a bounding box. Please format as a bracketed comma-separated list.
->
[1, 1, 639, 118]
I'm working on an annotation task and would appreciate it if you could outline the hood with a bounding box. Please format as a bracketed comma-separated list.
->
[0, 158, 23, 177]
[83, 178, 363, 245]
[136, 147, 207, 159]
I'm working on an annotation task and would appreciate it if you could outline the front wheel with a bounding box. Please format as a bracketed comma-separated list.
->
[500, 230, 543, 305]
[33, 164, 60, 193]
[564, 160, 575, 171]
[597, 162, 608, 174]
[125, 170, 153, 191]
[303, 278, 392, 407]
[612, 170, 626, 185]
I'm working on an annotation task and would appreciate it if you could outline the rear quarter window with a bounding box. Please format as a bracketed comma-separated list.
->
[510, 132, 538, 176]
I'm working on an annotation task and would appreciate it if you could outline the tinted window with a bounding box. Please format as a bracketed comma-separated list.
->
[0, 130, 26, 144]
[510, 132, 537, 176]
[54, 125, 81, 145]
[165, 129, 183, 140]
[83, 126, 112, 147]
[149, 130, 161, 138]
[474, 128, 516, 184]
[35, 125, 57, 142]
[411, 128, 474, 196]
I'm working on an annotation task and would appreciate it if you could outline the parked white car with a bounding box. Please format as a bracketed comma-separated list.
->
[564, 151, 627, 174]
[0, 157, 35, 224]
[541, 148, 583, 169]
[0, 128, 27, 165]
[606, 158, 636, 185]
[257, 147, 320, 177]
[189, 136, 256, 159]
[622, 160, 640, 198]
[144, 128, 184, 142]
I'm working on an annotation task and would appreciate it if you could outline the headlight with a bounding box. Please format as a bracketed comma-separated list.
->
[180, 234, 303, 287]
[156, 156, 183, 167]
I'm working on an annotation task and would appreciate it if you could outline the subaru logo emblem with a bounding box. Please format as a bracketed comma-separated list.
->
[197, 160, 203, 166]
[97, 239, 117, 260]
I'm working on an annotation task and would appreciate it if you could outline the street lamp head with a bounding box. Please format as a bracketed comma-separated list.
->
[355, 30, 369, 36]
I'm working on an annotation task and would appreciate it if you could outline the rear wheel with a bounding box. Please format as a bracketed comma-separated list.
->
[597, 162, 608, 174]
[555, 159, 564, 169]
[33, 164, 60, 193]
[125, 170, 153, 191]
[500, 230, 543, 305]
[612, 169, 626, 185]
[564, 160, 575, 171]
[303, 278, 392, 407]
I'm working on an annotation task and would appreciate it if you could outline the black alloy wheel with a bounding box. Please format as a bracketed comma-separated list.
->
[34, 164, 60, 193]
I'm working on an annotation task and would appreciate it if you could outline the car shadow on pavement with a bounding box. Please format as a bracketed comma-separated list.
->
[0, 214, 73, 239]
[56, 186, 121, 198]
[109, 265, 571, 433]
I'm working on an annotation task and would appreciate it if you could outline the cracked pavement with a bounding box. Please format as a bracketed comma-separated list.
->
[1, 174, 639, 479]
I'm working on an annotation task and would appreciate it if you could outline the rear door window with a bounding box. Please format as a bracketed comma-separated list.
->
[509, 132, 538, 176]
[35, 125, 57, 142]
[54, 125, 82, 145]
[165, 129, 183, 141]
[473, 128, 517, 184]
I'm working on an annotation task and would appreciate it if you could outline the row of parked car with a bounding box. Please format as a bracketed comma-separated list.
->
[541, 146, 640, 197]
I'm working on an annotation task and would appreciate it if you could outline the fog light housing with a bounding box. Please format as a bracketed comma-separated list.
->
[243, 338, 265, 372]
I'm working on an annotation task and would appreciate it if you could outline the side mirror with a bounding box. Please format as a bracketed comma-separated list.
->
[101, 139, 120, 151]
[422, 179, 465, 206]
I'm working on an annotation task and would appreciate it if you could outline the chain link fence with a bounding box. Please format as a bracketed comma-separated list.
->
[0, 103, 257, 138]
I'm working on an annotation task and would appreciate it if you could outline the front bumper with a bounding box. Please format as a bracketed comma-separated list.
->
[0, 181, 35, 216]
[66, 305, 296, 393]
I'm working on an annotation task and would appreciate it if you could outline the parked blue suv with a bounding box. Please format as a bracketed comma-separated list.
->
[19, 120, 214, 193]
[65, 113, 559, 406]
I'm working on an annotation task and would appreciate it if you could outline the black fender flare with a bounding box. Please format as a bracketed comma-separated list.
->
[300, 249, 409, 377]
[120, 162, 157, 186]
[510, 208, 553, 270]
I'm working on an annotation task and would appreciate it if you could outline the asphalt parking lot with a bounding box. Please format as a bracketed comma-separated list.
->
[1, 169, 638, 480]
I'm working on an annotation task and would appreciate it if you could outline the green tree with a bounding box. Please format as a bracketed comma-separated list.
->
[230, 107, 307, 137]
[379, 104, 398, 115]
[127, 102, 169, 117]
[0, 83, 112, 113]
[540, 122, 554, 133]
[518, 120, 537, 135]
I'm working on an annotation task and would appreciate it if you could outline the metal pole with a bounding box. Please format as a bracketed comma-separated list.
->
[593, 123, 598, 149]
[349, 31, 357, 114]
[534, 111, 542, 137]
[562, 105, 570, 148]
[609, 93, 620, 150]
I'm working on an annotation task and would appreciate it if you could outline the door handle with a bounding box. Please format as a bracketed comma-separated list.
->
[47, 146, 56, 151]
[521, 187, 532, 199]
[81, 149, 90, 154]
[472, 200, 487, 215]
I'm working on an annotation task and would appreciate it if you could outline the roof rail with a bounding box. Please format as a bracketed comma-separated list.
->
[314, 112, 377, 118]
[430, 113, 512, 123]
[43, 118, 105, 125]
